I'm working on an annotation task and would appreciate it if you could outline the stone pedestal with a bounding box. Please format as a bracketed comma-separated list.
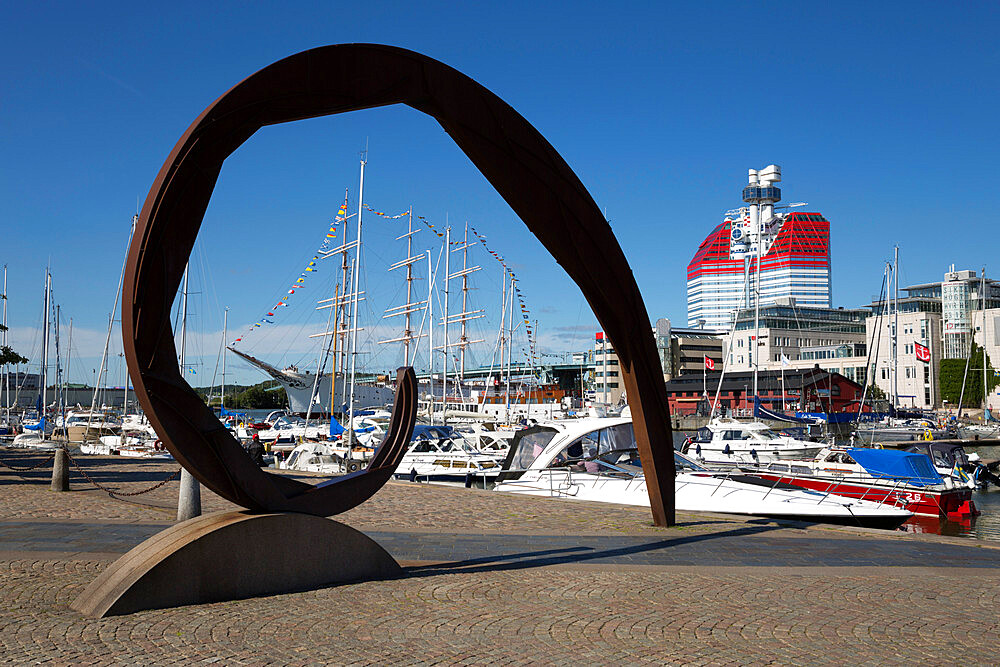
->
[50, 448, 69, 492]
[70, 510, 401, 617]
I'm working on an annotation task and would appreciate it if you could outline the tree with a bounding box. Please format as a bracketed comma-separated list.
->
[228, 381, 286, 409]
[866, 383, 886, 401]
[939, 342, 999, 407]
[0, 324, 29, 367]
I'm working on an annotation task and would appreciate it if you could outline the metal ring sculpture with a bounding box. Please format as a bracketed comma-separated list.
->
[123, 44, 676, 524]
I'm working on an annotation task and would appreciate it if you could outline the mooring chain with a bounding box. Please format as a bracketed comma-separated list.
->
[0, 450, 57, 472]
[63, 449, 181, 497]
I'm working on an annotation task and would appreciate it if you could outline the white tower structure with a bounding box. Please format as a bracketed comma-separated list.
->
[687, 166, 832, 329]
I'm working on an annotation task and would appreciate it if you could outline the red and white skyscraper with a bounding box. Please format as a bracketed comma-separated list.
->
[687, 166, 832, 329]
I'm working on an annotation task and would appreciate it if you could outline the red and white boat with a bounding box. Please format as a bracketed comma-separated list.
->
[745, 446, 977, 518]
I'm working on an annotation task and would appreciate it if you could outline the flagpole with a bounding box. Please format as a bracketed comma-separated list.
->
[703, 356, 707, 411]
[780, 347, 786, 411]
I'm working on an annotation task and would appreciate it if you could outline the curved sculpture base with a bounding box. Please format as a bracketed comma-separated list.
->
[70, 510, 402, 618]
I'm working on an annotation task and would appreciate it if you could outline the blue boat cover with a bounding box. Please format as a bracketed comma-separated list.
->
[24, 418, 45, 431]
[329, 418, 346, 437]
[754, 397, 820, 424]
[846, 447, 942, 487]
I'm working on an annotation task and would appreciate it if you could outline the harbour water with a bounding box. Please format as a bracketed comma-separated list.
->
[906, 444, 1000, 541]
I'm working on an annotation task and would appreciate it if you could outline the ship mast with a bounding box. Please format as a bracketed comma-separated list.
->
[448, 222, 483, 402]
[379, 206, 429, 368]
[441, 225, 449, 424]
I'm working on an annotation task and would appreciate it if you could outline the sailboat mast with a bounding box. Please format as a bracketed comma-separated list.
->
[176, 261, 201, 521]
[753, 241, 760, 402]
[65, 317, 72, 422]
[982, 266, 988, 417]
[54, 304, 61, 421]
[2, 264, 7, 416]
[41, 269, 50, 418]
[347, 153, 366, 432]
[892, 246, 899, 410]
[442, 226, 450, 425]
[91, 215, 135, 419]
[180, 265, 189, 369]
[427, 249, 434, 424]
[221, 307, 228, 413]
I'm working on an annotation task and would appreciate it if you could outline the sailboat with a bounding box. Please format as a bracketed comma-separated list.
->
[13, 268, 56, 448]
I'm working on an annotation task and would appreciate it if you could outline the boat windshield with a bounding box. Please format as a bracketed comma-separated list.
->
[506, 428, 558, 470]
[674, 451, 708, 472]
[749, 429, 783, 440]
[548, 423, 638, 471]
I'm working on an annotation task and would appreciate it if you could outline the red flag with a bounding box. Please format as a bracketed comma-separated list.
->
[915, 342, 931, 363]
[704, 356, 715, 371]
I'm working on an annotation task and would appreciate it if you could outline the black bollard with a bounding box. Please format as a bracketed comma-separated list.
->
[51, 447, 69, 492]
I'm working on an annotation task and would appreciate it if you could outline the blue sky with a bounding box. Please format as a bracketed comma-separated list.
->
[2, 1, 999, 387]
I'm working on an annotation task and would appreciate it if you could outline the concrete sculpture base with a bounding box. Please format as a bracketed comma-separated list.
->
[71, 510, 402, 617]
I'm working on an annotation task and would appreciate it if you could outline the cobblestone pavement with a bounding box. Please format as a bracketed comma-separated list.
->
[3, 448, 1000, 664]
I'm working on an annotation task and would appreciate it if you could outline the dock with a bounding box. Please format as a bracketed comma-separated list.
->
[2, 449, 1000, 663]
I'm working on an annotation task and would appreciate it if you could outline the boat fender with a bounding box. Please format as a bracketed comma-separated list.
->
[347, 461, 361, 473]
[409, 468, 418, 483]
[750, 449, 758, 461]
[695, 443, 702, 458]
[723, 444, 731, 456]
[464, 473, 474, 488]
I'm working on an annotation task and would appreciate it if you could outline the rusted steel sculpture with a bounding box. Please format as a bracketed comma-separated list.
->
[122, 43, 675, 525]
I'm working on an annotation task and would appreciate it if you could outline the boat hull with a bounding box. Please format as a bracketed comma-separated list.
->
[494, 470, 912, 529]
[751, 472, 972, 517]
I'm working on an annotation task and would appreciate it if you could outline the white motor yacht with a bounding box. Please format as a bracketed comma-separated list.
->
[395, 425, 503, 482]
[494, 417, 913, 529]
[681, 417, 824, 466]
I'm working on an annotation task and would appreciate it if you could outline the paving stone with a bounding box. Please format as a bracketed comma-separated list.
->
[2, 448, 1000, 663]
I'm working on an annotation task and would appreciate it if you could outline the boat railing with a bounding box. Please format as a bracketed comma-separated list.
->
[733, 463, 938, 510]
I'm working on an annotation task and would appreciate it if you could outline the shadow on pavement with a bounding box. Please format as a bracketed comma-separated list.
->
[402, 524, 785, 578]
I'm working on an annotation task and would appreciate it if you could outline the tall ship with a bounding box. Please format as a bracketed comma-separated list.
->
[227, 347, 394, 416]
[686, 165, 832, 329]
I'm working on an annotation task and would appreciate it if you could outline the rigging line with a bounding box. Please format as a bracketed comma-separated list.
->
[858, 272, 887, 421]
[862, 263, 889, 444]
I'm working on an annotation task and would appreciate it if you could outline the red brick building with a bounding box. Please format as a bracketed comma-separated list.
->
[664, 367, 863, 416]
